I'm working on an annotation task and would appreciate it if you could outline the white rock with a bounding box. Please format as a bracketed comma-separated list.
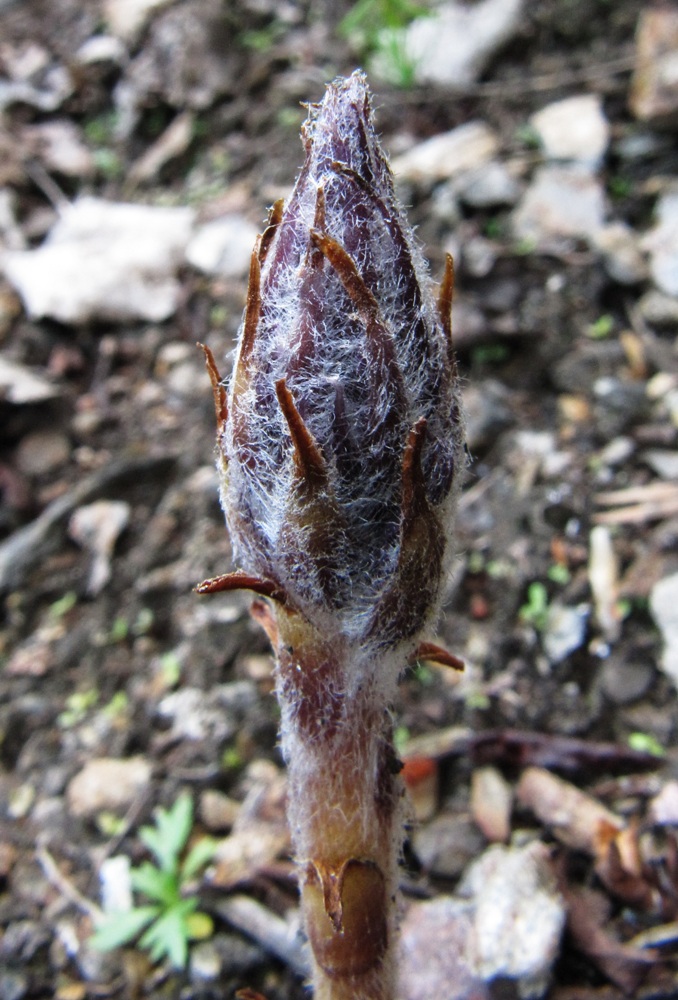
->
[650, 781, 678, 825]
[592, 222, 648, 285]
[643, 450, 678, 480]
[512, 165, 606, 251]
[67, 756, 152, 817]
[392, 121, 499, 184]
[650, 572, 678, 688]
[401, 0, 524, 88]
[0, 356, 58, 404]
[2, 197, 195, 324]
[186, 215, 259, 277]
[99, 855, 133, 913]
[543, 603, 589, 664]
[158, 682, 256, 742]
[461, 841, 565, 998]
[68, 499, 131, 595]
[530, 95, 610, 168]
[399, 897, 479, 1000]
[75, 35, 127, 66]
[641, 189, 678, 297]
[103, 0, 173, 41]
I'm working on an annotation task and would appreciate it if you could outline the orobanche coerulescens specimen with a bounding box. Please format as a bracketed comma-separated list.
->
[198, 71, 465, 1000]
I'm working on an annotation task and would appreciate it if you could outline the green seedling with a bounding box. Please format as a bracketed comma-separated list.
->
[91, 792, 217, 969]
[519, 581, 550, 632]
[49, 591, 78, 621]
[547, 563, 571, 585]
[627, 732, 665, 758]
[58, 687, 99, 728]
[586, 313, 614, 339]
[339, 0, 430, 87]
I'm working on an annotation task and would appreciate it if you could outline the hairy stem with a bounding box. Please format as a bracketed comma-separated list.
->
[274, 610, 402, 999]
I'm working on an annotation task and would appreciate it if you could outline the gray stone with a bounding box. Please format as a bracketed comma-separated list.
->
[157, 681, 257, 742]
[512, 165, 606, 251]
[593, 222, 648, 285]
[190, 940, 222, 981]
[643, 450, 678, 480]
[460, 842, 566, 999]
[600, 655, 654, 705]
[462, 380, 513, 453]
[398, 897, 483, 1000]
[638, 289, 678, 327]
[186, 214, 259, 277]
[456, 160, 521, 208]
[641, 189, 678, 297]
[543, 603, 588, 664]
[15, 429, 70, 476]
[0, 971, 28, 1000]
[462, 236, 498, 278]
[412, 813, 485, 879]
[401, 0, 524, 88]
[68, 500, 131, 595]
[392, 121, 499, 185]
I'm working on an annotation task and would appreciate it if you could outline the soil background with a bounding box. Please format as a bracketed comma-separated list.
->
[1, 2, 678, 999]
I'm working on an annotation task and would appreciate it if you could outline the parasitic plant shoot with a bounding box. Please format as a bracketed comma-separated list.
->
[199, 71, 465, 1000]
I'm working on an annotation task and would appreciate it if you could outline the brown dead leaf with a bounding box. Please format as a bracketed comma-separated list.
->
[564, 884, 658, 994]
[517, 766, 624, 855]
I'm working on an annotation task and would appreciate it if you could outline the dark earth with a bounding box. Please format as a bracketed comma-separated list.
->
[1, 1, 678, 998]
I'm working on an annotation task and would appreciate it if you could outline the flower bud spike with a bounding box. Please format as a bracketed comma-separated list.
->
[275, 378, 328, 488]
[208, 72, 466, 1000]
[409, 640, 465, 672]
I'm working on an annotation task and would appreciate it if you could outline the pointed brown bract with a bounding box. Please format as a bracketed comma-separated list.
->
[203, 72, 465, 1000]
[198, 342, 227, 432]
[258, 198, 284, 263]
[194, 571, 287, 605]
[410, 640, 465, 672]
[275, 378, 328, 488]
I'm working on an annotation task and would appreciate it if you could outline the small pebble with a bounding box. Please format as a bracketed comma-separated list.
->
[15, 429, 70, 477]
[392, 121, 499, 184]
[600, 655, 654, 705]
[593, 222, 647, 285]
[511, 165, 605, 250]
[412, 813, 485, 878]
[66, 756, 152, 818]
[530, 94, 609, 168]
[200, 789, 241, 831]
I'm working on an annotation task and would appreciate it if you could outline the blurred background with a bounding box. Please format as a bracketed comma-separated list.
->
[1, 2, 678, 998]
